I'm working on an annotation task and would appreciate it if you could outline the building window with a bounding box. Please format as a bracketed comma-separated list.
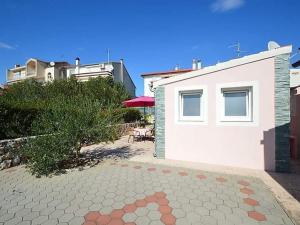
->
[216, 81, 258, 126]
[47, 72, 52, 80]
[175, 86, 207, 124]
[181, 92, 202, 118]
[223, 89, 251, 119]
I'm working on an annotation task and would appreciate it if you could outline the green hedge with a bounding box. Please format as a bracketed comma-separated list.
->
[0, 77, 132, 176]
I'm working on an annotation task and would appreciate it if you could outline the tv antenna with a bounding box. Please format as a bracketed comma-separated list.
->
[228, 42, 246, 58]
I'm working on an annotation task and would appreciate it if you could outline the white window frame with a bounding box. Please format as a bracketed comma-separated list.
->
[175, 86, 208, 125]
[216, 81, 259, 126]
[221, 87, 252, 122]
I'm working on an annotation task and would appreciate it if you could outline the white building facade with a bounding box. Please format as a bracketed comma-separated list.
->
[141, 59, 201, 97]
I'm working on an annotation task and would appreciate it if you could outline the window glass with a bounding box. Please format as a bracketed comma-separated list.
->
[182, 93, 201, 116]
[224, 91, 247, 116]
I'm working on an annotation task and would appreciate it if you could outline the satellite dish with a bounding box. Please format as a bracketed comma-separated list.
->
[50, 62, 55, 66]
[268, 41, 280, 50]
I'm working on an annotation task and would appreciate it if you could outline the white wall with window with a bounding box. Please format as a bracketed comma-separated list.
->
[174, 86, 208, 125]
[216, 81, 259, 126]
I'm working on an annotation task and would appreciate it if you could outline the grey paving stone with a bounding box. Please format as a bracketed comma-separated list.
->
[3, 217, 22, 225]
[123, 212, 137, 223]
[41, 219, 58, 225]
[135, 216, 150, 225]
[22, 211, 40, 221]
[200, 215, 218, 225]
[135, 207, 149, 217]
[68, 216, 85, 225]
[149, 220, 164, 225]
[194, 206, 209, 216]
[49, 209, 65, 219]
[147, 211, 161, 220]
[16, 221, 31, 225]
[32, 215, 49, 225]
[146, 203, 158, 211]
[0, 213, 14, 222]
[186, 212, 201, 223]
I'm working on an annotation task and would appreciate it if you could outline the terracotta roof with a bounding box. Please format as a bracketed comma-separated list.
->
[141, 69, 193, 77]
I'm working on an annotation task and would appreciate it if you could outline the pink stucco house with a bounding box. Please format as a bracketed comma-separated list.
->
[153, 45, 292, 172]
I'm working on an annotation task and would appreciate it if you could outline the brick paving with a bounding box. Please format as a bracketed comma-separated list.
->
[0, 161, 295, 225]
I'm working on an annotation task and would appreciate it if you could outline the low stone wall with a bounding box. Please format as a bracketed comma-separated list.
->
[0, 123, 139, 170]
[0, 136, 30, 170]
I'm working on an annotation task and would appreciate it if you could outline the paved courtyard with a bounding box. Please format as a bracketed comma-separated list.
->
[0, 160, 295, 225]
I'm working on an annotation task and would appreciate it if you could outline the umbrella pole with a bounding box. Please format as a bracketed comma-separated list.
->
[143, 105, 146, 127]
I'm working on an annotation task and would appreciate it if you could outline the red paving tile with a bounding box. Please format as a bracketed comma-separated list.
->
[110, 209, 125, 219]
[145, 195, 157, 203]
[133, 166, 141, 169]
[135, 199, 147, 207]
[155, 192, 166, 198]
[244, 198, 259, 206]
[83, 222, 97, 225]
[216, 177, 227, 182]
[147, 167, 156, 171]
[161, 214, 176, 225]
[157, 198, 169, 206]
[162, 169, 171, 174]
[108, 219, 125, 225]
[96, 215, 111, 225]
[159, 205, 172, 214]
[123, 204, 137, 213]
[178, 171, 188, 176]
[196, 174, 207, 179]
[240, 187, 254, 195]
[84, 192, 175, 225]
[84, 211, 101, 221]
[248, 211, 267, 221]
[238, 180, 250, 186]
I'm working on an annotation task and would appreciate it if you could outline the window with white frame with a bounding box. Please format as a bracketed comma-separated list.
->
[179, 90, 203, 121]
[220, 87, 252, 122]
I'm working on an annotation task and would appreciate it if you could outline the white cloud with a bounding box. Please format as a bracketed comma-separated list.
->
[0, 42, 15, 49]
[211, 0, 245, 12]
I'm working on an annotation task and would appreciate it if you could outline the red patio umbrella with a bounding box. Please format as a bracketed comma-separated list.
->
[123, 96, 155, 108]
[123, 96, 155, 123]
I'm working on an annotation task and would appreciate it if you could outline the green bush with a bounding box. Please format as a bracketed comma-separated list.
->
[22, 134, 74, 176]
[122, 108, 142, 123]
[1, 77, 131, 176]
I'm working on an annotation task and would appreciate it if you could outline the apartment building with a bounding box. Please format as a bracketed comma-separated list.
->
[6, 58, 136, 97]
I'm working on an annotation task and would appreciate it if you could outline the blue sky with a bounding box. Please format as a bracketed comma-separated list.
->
[0, 0, 299, 95]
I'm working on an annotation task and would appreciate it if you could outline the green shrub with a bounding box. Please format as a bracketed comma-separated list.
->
[22, 134, 74, 176]
[1, 77, 131, 176]
[122, 108, 142, 123]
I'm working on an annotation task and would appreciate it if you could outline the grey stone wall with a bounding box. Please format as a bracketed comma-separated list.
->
[274, 54, 291, 172]
[155, 87, 165, 159]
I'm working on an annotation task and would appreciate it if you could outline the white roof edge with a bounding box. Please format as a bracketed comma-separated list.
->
[153, 45, 292, 88]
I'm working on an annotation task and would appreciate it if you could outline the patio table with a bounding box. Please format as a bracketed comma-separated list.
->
[133, 128, 151, 137]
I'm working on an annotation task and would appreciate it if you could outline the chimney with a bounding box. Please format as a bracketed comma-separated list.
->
[14, 64, 20, 68]
[192, 59, 197, 70]
[75, 57, 80, 74]
[174, 64, 179, 71]
[197, 60, 202, 69]
[75, 57, 80, 66]
[192, 59, 202, 70]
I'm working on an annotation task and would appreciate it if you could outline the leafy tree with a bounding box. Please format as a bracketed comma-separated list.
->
[1, 77, 131, 175]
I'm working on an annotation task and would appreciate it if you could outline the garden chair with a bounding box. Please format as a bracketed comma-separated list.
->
[128, 127, 141, 143]
[145, 127, 155, 142]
